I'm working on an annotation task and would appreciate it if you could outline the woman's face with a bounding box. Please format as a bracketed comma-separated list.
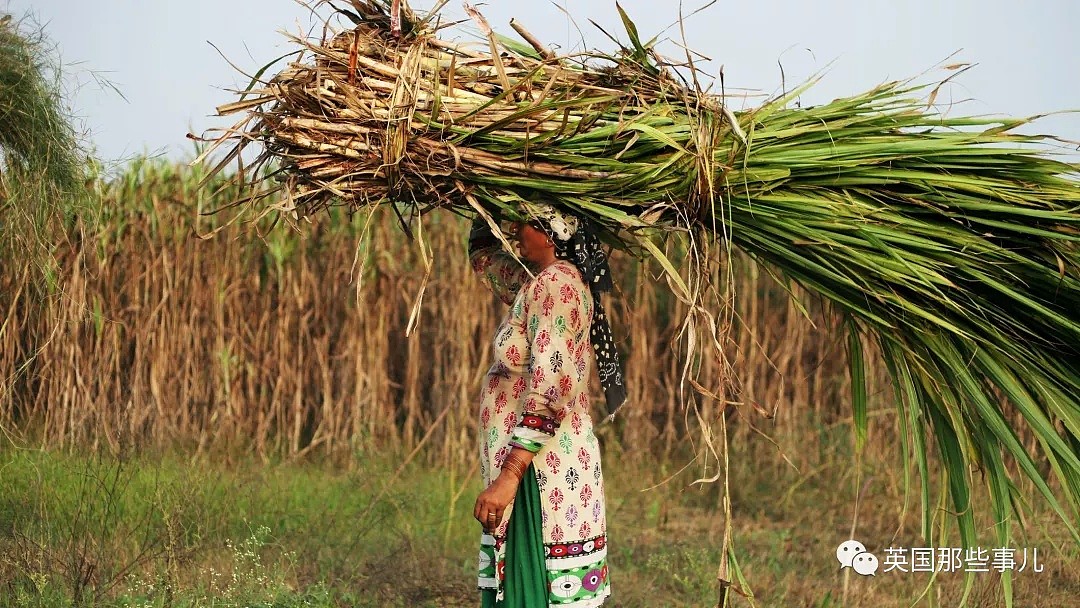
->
[511, 221, 554, 265]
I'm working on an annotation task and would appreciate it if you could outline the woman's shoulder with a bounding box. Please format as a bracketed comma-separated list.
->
[529, 260, 583, 293]
[527, 260, 587, 302]
[537, 260, 584, 287]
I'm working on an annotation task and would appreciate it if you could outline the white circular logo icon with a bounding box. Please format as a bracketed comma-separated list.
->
[835, 540, 866, 569]
[852, 551, 879, 576]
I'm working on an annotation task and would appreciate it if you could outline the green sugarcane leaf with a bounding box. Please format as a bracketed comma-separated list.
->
[639, 235, 690, 302]
[496, 33, 542, 60]
[848, 321, 868, 451]
[241, 50, 301, 101]
[623, 122, 690, 154]
[615, 2, 649, 64]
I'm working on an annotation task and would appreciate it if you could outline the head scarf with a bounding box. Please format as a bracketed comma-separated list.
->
[523, 203, 627, 417]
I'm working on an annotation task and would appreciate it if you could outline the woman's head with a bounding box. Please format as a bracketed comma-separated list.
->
[510, 220, 556, 267]
[512, 200, 582, 268]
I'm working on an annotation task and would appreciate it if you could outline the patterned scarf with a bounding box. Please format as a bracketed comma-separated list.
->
[525, 204, 628, 417]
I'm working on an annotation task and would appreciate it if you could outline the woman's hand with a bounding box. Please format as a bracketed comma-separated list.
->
[474, 473, 519, 534]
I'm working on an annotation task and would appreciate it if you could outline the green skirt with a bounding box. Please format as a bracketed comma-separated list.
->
[481, 464, 548, 608]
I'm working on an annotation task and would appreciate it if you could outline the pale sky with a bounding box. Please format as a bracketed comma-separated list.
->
[6, 0, 1079, 168]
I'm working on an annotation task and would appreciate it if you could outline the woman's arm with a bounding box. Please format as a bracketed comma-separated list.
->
[473, 447, 536, 532]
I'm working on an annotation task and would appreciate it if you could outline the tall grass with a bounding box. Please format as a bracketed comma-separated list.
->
[0, 13, 96, 287]
[1, 158, 874, 468]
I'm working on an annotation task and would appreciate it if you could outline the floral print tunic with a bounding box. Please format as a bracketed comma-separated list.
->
[472, 245, 611, 607]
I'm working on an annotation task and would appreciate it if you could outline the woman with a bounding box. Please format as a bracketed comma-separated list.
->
[469, 203, 627, 607]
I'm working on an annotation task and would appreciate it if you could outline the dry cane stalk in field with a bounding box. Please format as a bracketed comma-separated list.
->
[0, 161, 858, 460]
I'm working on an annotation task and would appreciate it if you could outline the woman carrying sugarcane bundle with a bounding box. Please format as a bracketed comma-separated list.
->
[470, 202, 626, 607]
[193, 2, 1080, 603]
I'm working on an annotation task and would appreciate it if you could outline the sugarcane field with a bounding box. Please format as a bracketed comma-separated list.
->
[3, 1, 1080, 606]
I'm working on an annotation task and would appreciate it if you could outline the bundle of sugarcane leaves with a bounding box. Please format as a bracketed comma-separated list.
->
[199, 0, 1080, 595]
